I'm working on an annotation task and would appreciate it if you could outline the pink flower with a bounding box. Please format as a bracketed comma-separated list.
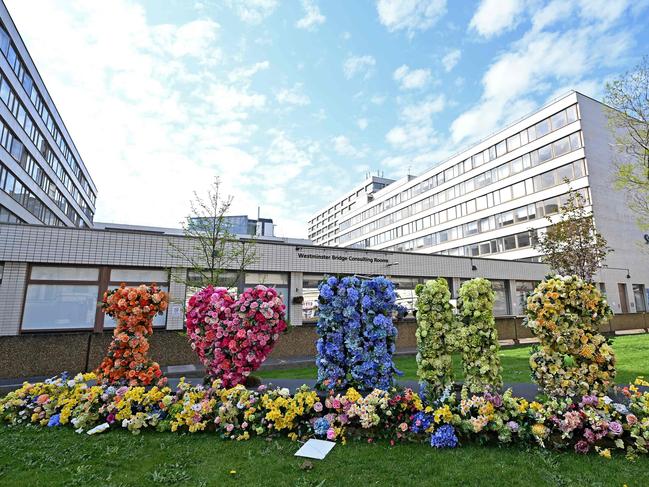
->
[326, 428, 336, 440]
[313, 402, 323, 412]
[626, 414, 638, 426]
[399, 422, 408, 432]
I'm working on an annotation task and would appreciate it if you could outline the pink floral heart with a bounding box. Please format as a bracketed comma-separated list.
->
[186, 285, 287, 387]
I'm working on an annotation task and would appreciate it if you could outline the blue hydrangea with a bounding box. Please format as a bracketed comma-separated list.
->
[410, 412, 434, 434]
[47, 413, 61, 427]
[313, 417, 330, 437]
[430, 424, 458, 448]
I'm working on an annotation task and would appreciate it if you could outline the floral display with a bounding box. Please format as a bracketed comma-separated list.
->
[457, 278, 503, 393]
[95, 284, 168, 387]
[524, 275, 616, 397]
[186, 285, 287, 387]
[315, 275, 402, 391]
[2, 373, 649, 458]
[414, 278, 457, 401]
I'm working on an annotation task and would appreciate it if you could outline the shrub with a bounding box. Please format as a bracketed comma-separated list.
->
[524, 275, 616, 397]
[457, 278, 503, 393]
[415, 278, 456, 400]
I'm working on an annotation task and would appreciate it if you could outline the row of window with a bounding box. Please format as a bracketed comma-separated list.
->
[0, 116, 84, 225]
[380, 160, 588, 251]
[0, 74, 93, 220]
[381, 186, 587, 253]
[309, 181, 387, 229]
[339, 105, 579, 232]
[0, 203, 22, 223]
[0, 162, 63, 226]
[342, 131, 583, 245]
[0, 23, 96, 206]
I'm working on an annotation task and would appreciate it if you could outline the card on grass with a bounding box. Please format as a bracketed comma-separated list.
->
[294, 439, 336, 460]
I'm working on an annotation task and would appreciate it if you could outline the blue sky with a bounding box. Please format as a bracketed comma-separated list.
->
[6, 0, 648, 236]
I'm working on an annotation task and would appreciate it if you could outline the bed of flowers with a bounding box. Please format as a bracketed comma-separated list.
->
[1, 373, 648, 458]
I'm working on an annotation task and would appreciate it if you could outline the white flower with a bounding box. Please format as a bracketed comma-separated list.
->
[87, 423, 110, 435]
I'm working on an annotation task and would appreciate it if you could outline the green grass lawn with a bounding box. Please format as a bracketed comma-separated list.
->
[259, 334, 649, 386]
[0, 427, 647, 486]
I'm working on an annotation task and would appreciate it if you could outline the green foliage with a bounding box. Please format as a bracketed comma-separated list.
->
[415, 278, 456, 400]
[524, 275, 616, 397]
[605, 56, 649, 234]
[457, 278, 503, 393]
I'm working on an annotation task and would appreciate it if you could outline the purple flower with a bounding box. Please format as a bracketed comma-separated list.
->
[506, 421, 519, 433]
[47, 413, 61, 427]
[579, 395, 598, 407]
[608, 421, 623, 436]
[485, 392, 503, 408]
[575, 440, 590, 454]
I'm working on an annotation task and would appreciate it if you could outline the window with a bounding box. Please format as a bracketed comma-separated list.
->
[569, 132, 581, 150]
[515, 281, 537, 315]
[538, 144, 552, 163]
[517, 232, 531, 248]
[507, 133, 521, 151]
[535, 118, 551, 138]
[566, 105, 578, 123]
[22, 284, 98, 330]
[633, 284, 646, 312]
[550, 111, 567, 130]
[553, 137, 570, 157]
[491, 280, 509, 316]
[496, 140, 507, 158]
[503, 235, 517, 250]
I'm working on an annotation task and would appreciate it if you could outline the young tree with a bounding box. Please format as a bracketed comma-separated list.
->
[604, 56, 649, 232]
[168, 177, 257, 289]
[532, 184, 611, 282]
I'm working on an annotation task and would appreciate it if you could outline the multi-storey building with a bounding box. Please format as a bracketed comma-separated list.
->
[0, 2, 96, 227]
[314, 91, 649, 314]
[308, 175, 394, 246]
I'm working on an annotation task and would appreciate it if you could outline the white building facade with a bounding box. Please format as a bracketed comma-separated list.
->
[318, 92, 649, 315]
[308, 175, 394, 246]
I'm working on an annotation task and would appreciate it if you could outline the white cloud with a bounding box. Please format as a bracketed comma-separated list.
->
[225, 0, 278, 24]
[469, 0, 526, 38]
[227, 60, 270, 82]
[370, 94, 386, 105]
[343, 54, 376, 79]
[452, 5, 638, 144]
[275, 83, 311, 106]
[331, 135, 366, 158]
[376, 0, 447, 35]
[441, 49, 461, 72]
[3, 0, 279, 232]
[393, 64, 431, 90]
[357, 118, 369, 130]
[386, 95, 445, 150]
[296, 0, 326, 30]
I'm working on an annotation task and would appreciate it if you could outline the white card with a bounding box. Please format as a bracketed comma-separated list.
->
[294, 439, 336, 460]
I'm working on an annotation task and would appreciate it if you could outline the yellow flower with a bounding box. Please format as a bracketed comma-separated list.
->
[598, 448, 611, 459]
[531, 423, 548, 438]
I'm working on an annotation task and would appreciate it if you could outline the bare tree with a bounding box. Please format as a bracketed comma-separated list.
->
[532, 184, 611, 282]
[168, 177, 257, 289]
[604, 56, 649, 231]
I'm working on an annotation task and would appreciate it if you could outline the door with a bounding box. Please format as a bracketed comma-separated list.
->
[618, 283, 629, 314]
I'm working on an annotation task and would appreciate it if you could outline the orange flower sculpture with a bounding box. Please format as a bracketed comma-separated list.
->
[95, 283, 168, 387]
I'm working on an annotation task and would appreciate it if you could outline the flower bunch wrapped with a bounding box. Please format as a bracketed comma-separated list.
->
[524, 275, 616, 397]
[2, 373, 649, 457]
[315, 275, 401, 391]
[95, 284, 168, 387]
[186, 285, 287, 387]
[457, 278, 503, 393]
[415, 278, 457, 401]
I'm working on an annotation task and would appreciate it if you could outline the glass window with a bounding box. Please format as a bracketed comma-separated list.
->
[544, 199, 559, 215]
[511, 157, 523, 174]
[496, 140, 506, 158]
[503, 235, 517, 250]
[514, 206, 528, 222]
[466, 221, 478, 235]
[507, 134, 520, 151]
[515, 281, 536, 314]
[517, 232, 531, 248]
[500, 186, 512, 202]
[632, 284, 646, 312]
[566, 105, 578, 123]
[527, 126, 536, 142]
[473, 151, 484, 167]
[520, 129, 529, 145]
[31, 266, 99, 281]
[574, 159, 585, 178]
[479, 242, 491, 254]
[538, 144, 552, 163]
[556, 164, 574, 182]
[490, 280, 509, 316]
[553, 137, 570, 157]
[476, 195, 487, 210]
[569, 132, 581, 149]
[535, 118, 551, 138]
[498, 164, 510, 180]
[550, 111, 567, 130]
[22, 284, 98, 330]
[512, 181, 526, 199]
[110, 268, 169, 283]
[501, 211, 514, 227]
